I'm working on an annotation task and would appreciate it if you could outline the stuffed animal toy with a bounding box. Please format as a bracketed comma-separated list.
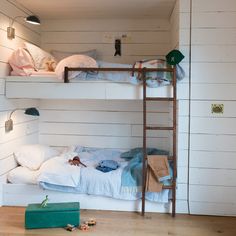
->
[42, 58, 56, 72]
[68, 156, 87, 167]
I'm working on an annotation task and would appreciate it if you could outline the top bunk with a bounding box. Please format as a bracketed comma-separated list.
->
[5, 68, 175, 100]
[5, 43, 184, 100]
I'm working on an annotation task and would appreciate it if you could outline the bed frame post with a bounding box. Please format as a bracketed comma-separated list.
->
[142, 68, 147, 216]
[64, 67, 69, 83]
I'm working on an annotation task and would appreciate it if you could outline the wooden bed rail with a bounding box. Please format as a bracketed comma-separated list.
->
[64, 66, 174, 83]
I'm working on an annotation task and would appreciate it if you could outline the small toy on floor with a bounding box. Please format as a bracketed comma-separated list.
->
[79, 223, 90, 231]
[85, 218, 97, 226]
[65, 224, 76, 231]
[40, 195, 49, 208]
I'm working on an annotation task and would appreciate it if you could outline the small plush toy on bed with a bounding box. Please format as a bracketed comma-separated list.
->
[68, 156, 87, 167]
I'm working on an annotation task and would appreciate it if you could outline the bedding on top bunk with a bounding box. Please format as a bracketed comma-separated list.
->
[8, 42, 185, 88]
[7, 145, 172, 203]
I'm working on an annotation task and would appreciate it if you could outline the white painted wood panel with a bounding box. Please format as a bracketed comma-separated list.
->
[39, 99, 170, 112]
[0, 120, 38, 144]
[179, 13, 190, 29]
[40, 110, 169, 125]
[193, 0, 236, 12]
[191, 84, 236, 100]
[39, 134, 170, 150]
[190, 168, 236, 186]
[0, 110, 39, 127]
[192, 29, 236, 45]
[190, 134, 236, 152]
[0, 46, 13, 63]
[192, 62, 236, 84]
[0, 79, 4, 95]
[190, 150, 236, 169]
[0, 133, 38, 159]
[0, 155, 17, 176]
[191, 117, 236, 135]
[190, 101, 236, 117]
[177, 150, 188, 167]
[190, 201, 236, 216]
[0, 63, 10, 77]
[178, 100, 189, 116]
[42, 31, 170, 44]
[41, 19, 170, 32]
[43, 43, 170, 57]
[178, 133, 188, 150]
[40, 123, 132, 137]
[6, 79, 174, 100]
[192, 12, 236, 28]
[0, 97, 39, 113]
[190, 185, 236, 204]
[192, 45, 236, 62]
[179, 0, 190, 13]
[178, 116, 189, 133]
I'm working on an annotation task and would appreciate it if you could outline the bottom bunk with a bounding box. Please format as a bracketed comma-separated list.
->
[3, 144, 179, 213]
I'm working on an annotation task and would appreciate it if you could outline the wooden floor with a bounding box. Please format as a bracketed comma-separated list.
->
[0, 207, 236, 236]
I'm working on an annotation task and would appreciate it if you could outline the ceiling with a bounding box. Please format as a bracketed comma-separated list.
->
[15, 0, 176, 20]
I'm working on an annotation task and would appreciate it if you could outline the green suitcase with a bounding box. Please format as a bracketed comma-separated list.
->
[25, 202, 80, 229]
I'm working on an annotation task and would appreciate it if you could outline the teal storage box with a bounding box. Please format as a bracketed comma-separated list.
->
[25, 202, 80, 229]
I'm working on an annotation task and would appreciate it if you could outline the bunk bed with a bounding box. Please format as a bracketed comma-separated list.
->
[4, 65, 178, 217]
[4, 43, 182, 216]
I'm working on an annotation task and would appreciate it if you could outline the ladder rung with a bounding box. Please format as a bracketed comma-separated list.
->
[145, 126, 174, 131]
[162, 185, 173, 190]
[145, 97, 174, 101]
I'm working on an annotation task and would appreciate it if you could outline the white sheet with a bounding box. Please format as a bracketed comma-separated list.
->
[38, 152, 81, 187]
[38, 148, 169, 203]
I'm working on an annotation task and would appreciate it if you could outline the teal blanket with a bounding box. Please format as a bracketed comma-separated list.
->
[121, 148, 169, 188]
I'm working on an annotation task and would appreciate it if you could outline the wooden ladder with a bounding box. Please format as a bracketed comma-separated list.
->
[141, 67, 177, 217]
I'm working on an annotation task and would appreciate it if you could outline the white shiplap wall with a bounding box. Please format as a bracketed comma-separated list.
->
[0, 0, 40, 205]
[189, 0, 236, 216]
[41, 18, 171, 64]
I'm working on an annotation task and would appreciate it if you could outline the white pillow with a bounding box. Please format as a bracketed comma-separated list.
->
[55, 54, 98, 80]
[51, 49, 97, 62]
[14, 144, 60, 170]
[7, 166, 40, 184]
[23, 42, 57, 71]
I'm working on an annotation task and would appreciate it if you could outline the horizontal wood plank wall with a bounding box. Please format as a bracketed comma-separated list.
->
[41, 18, 171, 64]
[0, 0, 40, 205]
[189, 0, 236, 216]
[39, 100, 171, 149]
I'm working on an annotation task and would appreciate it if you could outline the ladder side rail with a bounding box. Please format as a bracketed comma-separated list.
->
[172, 66, 177, 217]
[142, 68, 147, 216]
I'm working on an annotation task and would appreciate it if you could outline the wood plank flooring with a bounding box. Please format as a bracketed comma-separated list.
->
[0, 207, 236, 236]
